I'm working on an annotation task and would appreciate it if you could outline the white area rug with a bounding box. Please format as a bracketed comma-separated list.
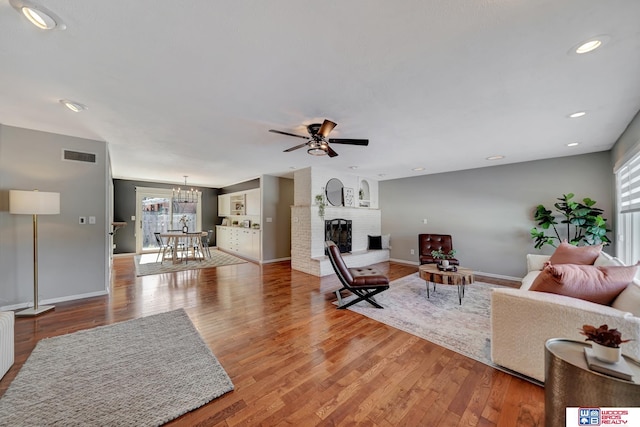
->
[344, 272, 536, 382]
[0, 309, 234, 426]
[135, 250, 247, 276]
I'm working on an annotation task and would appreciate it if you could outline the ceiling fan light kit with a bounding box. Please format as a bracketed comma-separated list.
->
[269, 119, 369, 158]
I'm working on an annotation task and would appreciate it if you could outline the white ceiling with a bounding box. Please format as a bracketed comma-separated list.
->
[1, 1, 639, 188]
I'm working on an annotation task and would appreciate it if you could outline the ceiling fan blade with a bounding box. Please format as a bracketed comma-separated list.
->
[326, 145, 339, 157]
[284, 142, 309, 152]
[328, 138, 369, 146]
[318, 120, 337, 138]
[269, 129, 309, 140]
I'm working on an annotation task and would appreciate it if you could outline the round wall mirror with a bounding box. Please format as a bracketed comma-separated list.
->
[325, 178, 344, 206]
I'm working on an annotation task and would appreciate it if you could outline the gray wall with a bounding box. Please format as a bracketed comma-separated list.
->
[0, 125, 108, 309]
[612, 109, 640, 168]
[262, 175, 293, 261]
[113, 179, 219, 254]
[219, 178, 260, 195]
[379, 152, 614, 278]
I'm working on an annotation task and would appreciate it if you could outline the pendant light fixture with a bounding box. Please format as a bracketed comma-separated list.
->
[172, 176, 200, 204]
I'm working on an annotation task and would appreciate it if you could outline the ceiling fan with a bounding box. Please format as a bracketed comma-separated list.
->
[269, 119, 369, 157]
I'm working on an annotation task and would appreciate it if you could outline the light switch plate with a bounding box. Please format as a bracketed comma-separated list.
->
[89, 216, 96, 224]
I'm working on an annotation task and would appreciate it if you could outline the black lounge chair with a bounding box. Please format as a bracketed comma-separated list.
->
[326, 241, 390, 309]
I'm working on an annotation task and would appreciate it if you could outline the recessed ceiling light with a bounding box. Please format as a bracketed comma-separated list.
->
[412, 167, 425, 171]
[21, 6, 56, 29]
[569, 35, 610, 55]
[567, 142, 580, 147]
[568, 111, 587, 118]
[9, 1, 66, 30]
[349, 166, 358, 170]
[576, 40, 602, 54]
[59, 99, 87, 112]
[486, 155, 505, 161]
[378, 174, 386, 177]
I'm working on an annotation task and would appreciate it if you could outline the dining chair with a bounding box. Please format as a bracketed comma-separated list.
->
[200, 230, 213, 258]
[153, 232, 172, 262]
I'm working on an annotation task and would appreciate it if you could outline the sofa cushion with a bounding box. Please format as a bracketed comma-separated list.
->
[530, 263, 638, 305]
[611, 281, 640, 316]
[548, 241, 602, 265]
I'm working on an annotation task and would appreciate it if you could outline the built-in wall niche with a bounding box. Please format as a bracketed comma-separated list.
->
[359, 179, 370, 207]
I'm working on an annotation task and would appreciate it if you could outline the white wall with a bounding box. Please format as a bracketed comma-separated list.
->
[0, 125, 109, 309]
[291, 167, 383, 275]
[380, 152, 614, 279]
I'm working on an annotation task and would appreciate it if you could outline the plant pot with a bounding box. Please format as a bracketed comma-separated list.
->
[591, 342, 621, 364]
[440, 260, 450, 268]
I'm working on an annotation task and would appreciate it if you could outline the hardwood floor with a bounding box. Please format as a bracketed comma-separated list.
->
[1, 257, 544, 426]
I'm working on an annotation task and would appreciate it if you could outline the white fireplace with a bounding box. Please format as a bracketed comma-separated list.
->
[291, 167, 389, 277]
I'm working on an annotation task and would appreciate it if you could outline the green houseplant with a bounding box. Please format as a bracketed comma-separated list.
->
[315, 194, 326, 218]
[530, 193, 610, 249]
[431, 249, 457, 260]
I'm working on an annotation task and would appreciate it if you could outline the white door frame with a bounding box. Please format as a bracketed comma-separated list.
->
[134, 186, 202, 254]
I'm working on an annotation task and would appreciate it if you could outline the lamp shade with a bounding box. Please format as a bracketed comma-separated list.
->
[9, 190, 60, 215]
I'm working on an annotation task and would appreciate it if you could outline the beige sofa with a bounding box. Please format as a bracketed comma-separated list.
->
[491, 252, 640, 383]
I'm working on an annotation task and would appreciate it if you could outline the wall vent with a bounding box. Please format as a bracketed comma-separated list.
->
[63, 149, 96, 163]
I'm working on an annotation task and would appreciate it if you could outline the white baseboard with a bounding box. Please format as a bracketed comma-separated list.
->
[261, 257, 291, 264]
[0, 290, 109, 312]
[473, 271, 522, 282]
[389, 259, 522, 282]
[389, 258, 420, 266]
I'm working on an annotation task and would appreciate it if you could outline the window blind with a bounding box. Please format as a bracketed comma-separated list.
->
[619, 151, 640, 213]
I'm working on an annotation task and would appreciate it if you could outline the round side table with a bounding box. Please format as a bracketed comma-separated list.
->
[545, 339, 640, 427]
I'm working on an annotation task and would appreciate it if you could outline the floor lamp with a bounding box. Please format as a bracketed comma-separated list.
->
[9, 189, 60, 317]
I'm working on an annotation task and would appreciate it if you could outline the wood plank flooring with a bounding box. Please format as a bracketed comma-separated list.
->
[0, 257, 544, 426]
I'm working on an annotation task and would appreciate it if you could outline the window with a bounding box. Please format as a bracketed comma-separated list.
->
[616, 150, 640, 269]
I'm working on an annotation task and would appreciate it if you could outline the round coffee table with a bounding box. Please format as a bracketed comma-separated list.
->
[418, 264, 474, 305]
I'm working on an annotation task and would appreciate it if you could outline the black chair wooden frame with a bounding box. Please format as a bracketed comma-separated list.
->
[326, 241, 390, 309]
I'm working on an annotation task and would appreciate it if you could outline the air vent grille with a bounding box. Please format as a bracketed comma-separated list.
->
[63, 150, 96, 163]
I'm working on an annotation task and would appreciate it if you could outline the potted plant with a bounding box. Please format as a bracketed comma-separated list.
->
[530, 193, 610, 249]
[179, 215, 189, 233]
[580, 324, 631, 363]
[315, 194, 326, 218]
[431, 249, 456, 268]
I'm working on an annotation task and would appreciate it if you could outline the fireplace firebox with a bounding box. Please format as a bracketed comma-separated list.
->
[325, 218, 352, 254]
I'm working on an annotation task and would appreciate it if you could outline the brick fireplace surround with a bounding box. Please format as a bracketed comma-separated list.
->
[291, 167, 389, 277]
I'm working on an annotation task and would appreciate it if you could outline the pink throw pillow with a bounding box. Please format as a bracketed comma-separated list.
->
[548, 241, 602, 265]
[530, 263, 638, 305]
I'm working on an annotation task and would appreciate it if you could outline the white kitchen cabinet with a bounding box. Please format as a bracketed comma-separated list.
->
[216, 226, 260, 261]
[245, 189, 261, 216]
[218, 194, 231, 216]
[250, 229, 261, 259]
[216, 226, 229, 249]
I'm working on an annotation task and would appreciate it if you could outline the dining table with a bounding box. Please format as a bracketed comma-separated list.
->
[159, 231, 207, 264]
